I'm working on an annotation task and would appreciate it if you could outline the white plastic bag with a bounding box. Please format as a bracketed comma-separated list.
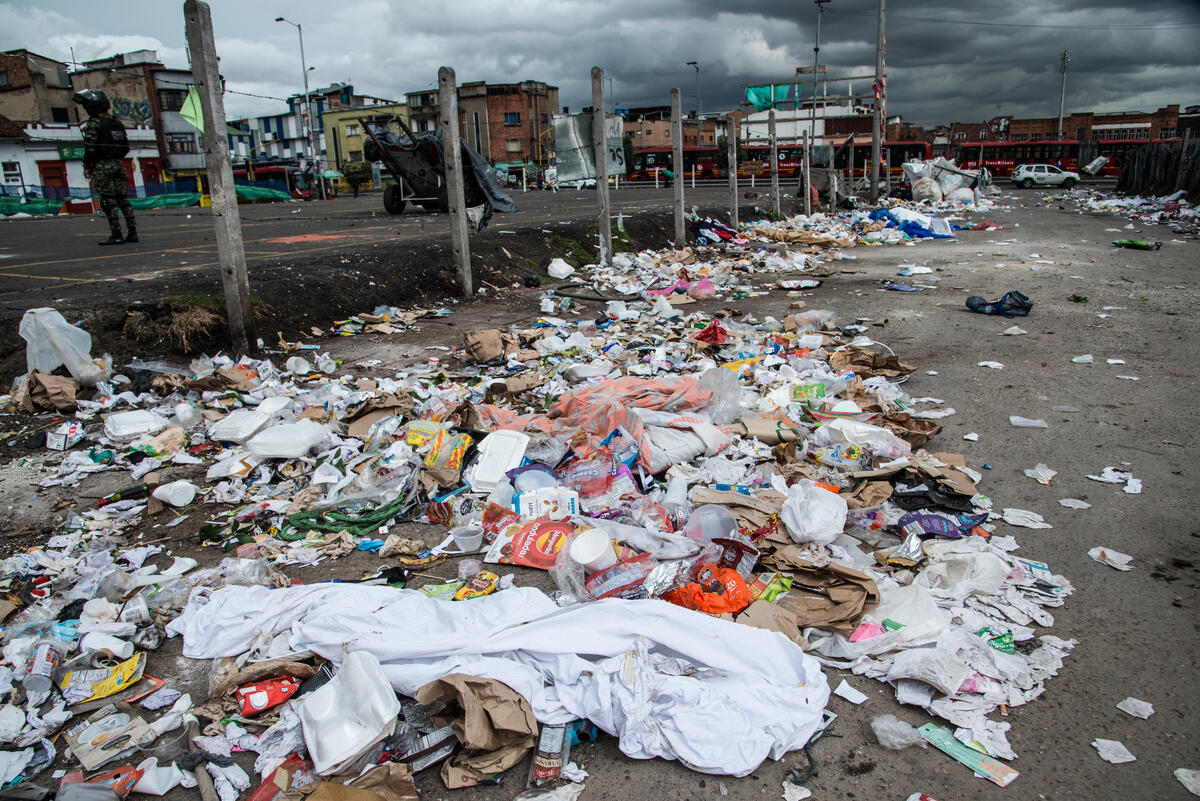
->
[19, 308, 110, 386]
[780, 479, 848, 545]
[547, 258, 575, 279]
[911, 177, 942, 203]
[871, 714, 924, 750]
[152, 480, 198, 507]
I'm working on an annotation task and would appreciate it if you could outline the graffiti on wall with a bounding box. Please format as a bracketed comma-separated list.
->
[111, 97, 152, 126]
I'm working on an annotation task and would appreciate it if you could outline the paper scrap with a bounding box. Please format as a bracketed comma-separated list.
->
[1106, 359, 1125, 365]
[1009, 416, 1048, 428]
[1092, 738, 1136, 764]
[1123, 478, 1143, 494]
[1072, 354, 1094, 364]
[1001, 508, 1052, 529]
[781, 782, 812, 801]
[977, 361, 1004, 370]
[1001, 326, 1027, 336]
[1058, 498, 1092, 510]
[962, 432, 979, 442]
[833, 679, 869, 705]
[1023, 464, 1057, 485]
[1175, 768, 1200, 796]
[1116, 375, 1139, 381]
[1088, 546, 1133, 571]
[1116, 697, 1154, 719]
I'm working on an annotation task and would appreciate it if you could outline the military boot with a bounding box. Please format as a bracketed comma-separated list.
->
[124, 227, 139, 244]
[99, 233, 124, 246]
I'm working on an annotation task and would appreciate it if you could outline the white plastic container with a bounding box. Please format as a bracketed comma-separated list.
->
[450, 524, 484, 553]
[295, 650, 401, 775]
[285, 356, 312, 374]
[682, 504, 737, 543]
[103, 410, 168, 441]
[211, 409, 270, 443]
[569, 528, 618, 572]
[246, 420, 327, 459]
[468, 430, 530, 494]
[151, 480, 197, 507]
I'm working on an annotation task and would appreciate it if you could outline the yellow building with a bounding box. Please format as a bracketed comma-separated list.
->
[323, 102, 408, 180]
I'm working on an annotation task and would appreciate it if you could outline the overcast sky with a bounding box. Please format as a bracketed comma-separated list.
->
[2, 0, 1197, 126]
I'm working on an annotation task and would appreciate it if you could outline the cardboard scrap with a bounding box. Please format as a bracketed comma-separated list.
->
[344, 763, 418, 801]
[829, 349, 916, 379]
[464, 329, 518, 363]
[416, 674, 537, 789]
[880, 411, 942, 449]
[766, 546, 880, 630]
[844, 480, 893, 509]
[737, 417, 806, 446]
[307, 782, 387, 801]
[343, 394, 415, 439]
[18, 371, 78, 412]
[689, 487, 784, 530]
[735, 601, 808, 649]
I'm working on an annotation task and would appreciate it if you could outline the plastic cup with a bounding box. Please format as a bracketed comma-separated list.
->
[568, 528, 618, 573]
[682, 504, 737, 543]
[450, 525, 484, 553]
[22, 640, 64, 694]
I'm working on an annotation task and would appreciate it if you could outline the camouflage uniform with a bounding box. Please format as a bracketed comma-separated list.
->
[82, 114, 136, 240]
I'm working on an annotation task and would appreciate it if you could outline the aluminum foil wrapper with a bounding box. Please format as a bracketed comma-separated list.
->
[642, 559, 694, 597]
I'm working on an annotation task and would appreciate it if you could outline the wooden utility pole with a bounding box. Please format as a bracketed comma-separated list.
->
[591, 67, 612, 266]
[183, 0, 254, 353]
[1175, 130, 1191, 192]
[803, 130, 812, 215]
[769, 109, 781, 218]
[726, 120, 738, 227]
[870, 0, 885, 203]
[438, 67, 472, 299]
[670, 88, 685, 243]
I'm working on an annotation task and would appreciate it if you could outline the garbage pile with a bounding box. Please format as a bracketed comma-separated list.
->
[1055, 187, 1199, 236]
[0, 212, 1081, 797]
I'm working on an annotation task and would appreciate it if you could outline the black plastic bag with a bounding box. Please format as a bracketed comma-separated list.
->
[965, 290, 1033, 318]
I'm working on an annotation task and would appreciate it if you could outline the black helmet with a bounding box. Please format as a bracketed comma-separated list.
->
[72, 89, 110, 115]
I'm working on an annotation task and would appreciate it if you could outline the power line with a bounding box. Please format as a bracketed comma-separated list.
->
[826, 8, 1200, 30]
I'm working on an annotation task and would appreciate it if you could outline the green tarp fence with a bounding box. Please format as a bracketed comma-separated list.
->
[2, 185, 293, 217]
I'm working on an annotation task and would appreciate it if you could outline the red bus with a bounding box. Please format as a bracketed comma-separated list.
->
[951, 139, 1177, 177]
[626, 146, 720, 181]
[738, 140, 932, 179]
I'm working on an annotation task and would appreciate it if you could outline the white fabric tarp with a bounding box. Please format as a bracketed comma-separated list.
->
[170, 585, 830, 776]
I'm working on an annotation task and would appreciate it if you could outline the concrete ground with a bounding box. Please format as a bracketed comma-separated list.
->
[1, 186, 1196, 801]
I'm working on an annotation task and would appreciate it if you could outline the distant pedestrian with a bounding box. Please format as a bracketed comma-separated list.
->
[348, 174, 361, 198]
[74, 89, 136, 245]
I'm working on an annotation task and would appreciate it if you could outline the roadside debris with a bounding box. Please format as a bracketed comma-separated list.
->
[1092, 738, 1136, 764]
[0, 201, 1091, 799]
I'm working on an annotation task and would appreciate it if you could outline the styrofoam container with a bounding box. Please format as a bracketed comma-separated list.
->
[569, 528, 618, 572]
[295, 650, 400, 775]
[468, 430, 530, 494]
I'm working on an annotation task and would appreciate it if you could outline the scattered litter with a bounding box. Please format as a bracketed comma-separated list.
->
[1092, 738, 1136, 764]
[1071, 355, 1094, 364]
[1116, 697, 1154, 719]
[1058, 499, 1092, 510]
[833, 680, 869, 705]
[962, 433, 979, 442]
[1023, 464, 1057, 485]
[1115, 375, 1139, 382]
[1176, 768, 1200, 796]
[977, 361, 1004, 370]
[1001, 326, 1027, 336]
[1088, 547, 1134, 571]
[919, 724, 1019, 787]
[1002, 508, 1052, 529]
[1009, 416, 1048, 428]
[871, 715, 924, 750]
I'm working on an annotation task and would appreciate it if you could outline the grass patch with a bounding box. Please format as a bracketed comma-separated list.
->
[548, 234, 594, 268]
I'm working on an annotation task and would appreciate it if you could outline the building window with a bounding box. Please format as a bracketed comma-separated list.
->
[504, 112, 521, 126]
[506, 138, 522, 153]
[167, 132, 197, 154]
[0, 70, 8, 87]
[348, 150, 362, 162]
[50, 107, 69, 123]
[1160, 127, 1175, 138]
[1030, 133, 1042, 141]
[345, 123, 361, 137]
[2, 161, 21, 184]
[953, 132, 966, 141]
[540, 113, 548, 125]
[158, 88, 188, 112]
[1011, 133, 1027, 141]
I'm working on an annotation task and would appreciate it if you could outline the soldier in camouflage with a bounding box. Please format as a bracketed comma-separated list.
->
[73, 89, 138, 246]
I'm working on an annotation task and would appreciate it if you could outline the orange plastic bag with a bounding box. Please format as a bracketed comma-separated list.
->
[663, 563, 751, 616]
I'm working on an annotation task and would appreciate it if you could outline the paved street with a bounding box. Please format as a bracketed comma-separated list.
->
[0, 186, 732, 307]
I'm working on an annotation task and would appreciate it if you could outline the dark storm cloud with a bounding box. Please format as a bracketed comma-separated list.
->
[2, 0, 1196, 125]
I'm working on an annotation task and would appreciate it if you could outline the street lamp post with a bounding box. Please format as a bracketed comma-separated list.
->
[687, 61, 701, 145]
[275, 16, 324, 200]
[810, 0, 830, 150]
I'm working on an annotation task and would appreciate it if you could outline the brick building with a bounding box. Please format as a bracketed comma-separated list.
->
[406, 80, 559, 166]
[0, 49, 77, 124]
[948, 105, 1180, 145]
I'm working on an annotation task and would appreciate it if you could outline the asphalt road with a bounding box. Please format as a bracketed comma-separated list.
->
[0, 186, 733, 307]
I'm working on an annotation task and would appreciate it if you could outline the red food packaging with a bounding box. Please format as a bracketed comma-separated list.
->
[236, 676, 300, 716]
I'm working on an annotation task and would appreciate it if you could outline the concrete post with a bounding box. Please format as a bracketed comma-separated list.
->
[803, 130, 812, 215]
[438, 66, 472, 299]
[671, 88, 685, 244]
[726, 120, 738, 227]
[184, 0, 254, 353]
[769, 109, 781, 218]
[591, 67, 612, 266]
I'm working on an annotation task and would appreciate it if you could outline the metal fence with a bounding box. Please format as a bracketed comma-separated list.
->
[0, 178, 289, 201]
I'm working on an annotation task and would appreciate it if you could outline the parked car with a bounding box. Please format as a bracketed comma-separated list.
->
[1011, 163, 1080, 189]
